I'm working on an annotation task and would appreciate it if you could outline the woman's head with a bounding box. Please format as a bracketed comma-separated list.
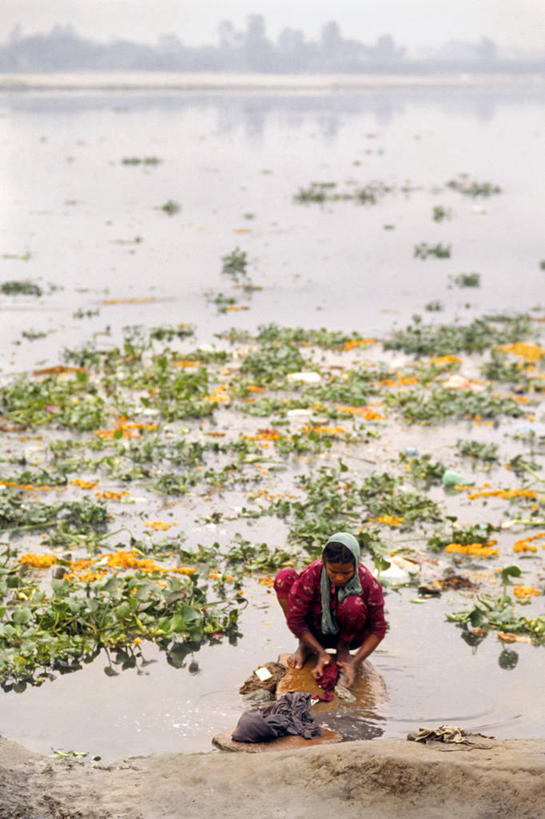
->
[322, 535, 359, 587]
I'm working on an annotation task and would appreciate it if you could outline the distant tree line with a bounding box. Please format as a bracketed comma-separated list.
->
[1, 17, 543, 74]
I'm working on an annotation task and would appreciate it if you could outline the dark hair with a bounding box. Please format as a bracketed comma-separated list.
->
[322, 541, 355, 565]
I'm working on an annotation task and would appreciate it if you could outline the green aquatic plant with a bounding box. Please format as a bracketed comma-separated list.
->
[0, 373, 106, 431]
[447, 580, 545, 644]
[456, 440, 499, 462]
[386, 385, 523, 423]
[414, 242, 451, 259]
[0, 280, 42, 297]
[121, 156, 161, 165]
[432, 205, 451, 222]
[208, 292, 238, 313]
[293, 182, 335, 203]
[0, 495, 108, 534]
[21, 329, 47, 341]
[240, 343, 306, 383]
[73, 308, 100, 319]
[384, 314, 533, 357]
[160, 200, 181, 216]
[221, 247, 248, 278]
[427, 521, 498, 552]
[0, 567, 242, 688]
[400, 453, 446, 486]
[294, 180, 393, 205]
[150, 324, 195, 342]
[255, 323, 371, 350]
[452, 272, 480, 288]
[446, 175, 502, 197]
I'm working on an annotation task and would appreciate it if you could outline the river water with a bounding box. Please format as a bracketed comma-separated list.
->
[0, 78, 544, 760]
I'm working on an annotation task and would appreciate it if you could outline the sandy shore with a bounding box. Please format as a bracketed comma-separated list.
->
[1, 735, 545, 818]
[1, 71, 544, 92]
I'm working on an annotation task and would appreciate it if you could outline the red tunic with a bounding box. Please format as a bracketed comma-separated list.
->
[279, 559, 387, 644]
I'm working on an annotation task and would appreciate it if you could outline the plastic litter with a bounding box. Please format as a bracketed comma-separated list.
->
[287, 409, 313, 418]
[442, 469, 475, 487]
[443, 374, 484, 392]
[286, 371, 322, 384]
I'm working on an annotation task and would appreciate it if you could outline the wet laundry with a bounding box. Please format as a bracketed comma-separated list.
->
[315, 662, 340, 702]
[232, 692, 323, 743]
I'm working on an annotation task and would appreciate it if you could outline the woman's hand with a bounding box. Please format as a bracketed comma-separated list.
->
[337, 657, 357, 688]
[311, 651, 331, 680]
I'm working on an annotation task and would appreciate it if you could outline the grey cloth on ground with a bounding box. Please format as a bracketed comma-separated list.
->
[232, 691, 323, 743]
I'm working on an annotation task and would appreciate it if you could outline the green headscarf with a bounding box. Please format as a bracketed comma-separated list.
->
[320, 531, 362, 636]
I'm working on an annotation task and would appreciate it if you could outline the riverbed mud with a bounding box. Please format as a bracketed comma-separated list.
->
[1, 736, 545, 818]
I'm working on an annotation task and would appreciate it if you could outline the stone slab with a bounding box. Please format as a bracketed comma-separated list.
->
[212, 727, 342, 753]
[275, 652, 387, 713]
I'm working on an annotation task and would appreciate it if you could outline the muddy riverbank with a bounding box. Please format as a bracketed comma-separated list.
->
[1, 735, 545, 818]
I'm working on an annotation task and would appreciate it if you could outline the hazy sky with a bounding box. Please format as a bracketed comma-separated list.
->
[2, 0, 545, 51]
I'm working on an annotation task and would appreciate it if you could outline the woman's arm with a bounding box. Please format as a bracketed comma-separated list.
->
[337, 633, 382, 687]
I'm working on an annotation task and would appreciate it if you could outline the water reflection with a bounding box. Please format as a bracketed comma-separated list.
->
[2, 85, 542, 139]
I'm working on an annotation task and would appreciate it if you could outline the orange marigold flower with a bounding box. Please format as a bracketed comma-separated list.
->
[497, 342, 545, 362]
[445, 542, 499, 557]
[18, 552, 57, 568]
[70, 478, 98, 489]
[513, 585, 541, 599]
[374, 515, 405, 526]
[467, 488, 538, 501]
[342, 338, 376, 351]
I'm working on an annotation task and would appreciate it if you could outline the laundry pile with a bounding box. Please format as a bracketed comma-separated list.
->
[232, 691, 322, 742]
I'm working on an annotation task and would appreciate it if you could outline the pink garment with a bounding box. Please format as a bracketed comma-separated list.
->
[315, 661, 340, 702]
[274, 560, 387, 648]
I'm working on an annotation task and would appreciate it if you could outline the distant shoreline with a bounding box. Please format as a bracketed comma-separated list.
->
[1, 71, 544, 92]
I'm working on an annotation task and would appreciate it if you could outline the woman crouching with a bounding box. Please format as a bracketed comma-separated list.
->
[275, 531, 387, 688]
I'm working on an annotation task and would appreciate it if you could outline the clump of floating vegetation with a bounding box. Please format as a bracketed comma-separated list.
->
[452, 272, 481, 288]
[121, 156, 162, 166]
[293, 180, 396, 206]
[384, 314, 534, 356]
[432, 205, 452, 222]
[160, 200, 181, 216]
[1, 280, 42, 297]
[414, 242, 451, 259]
[446, 174, 502, 197]
[222, 247, 248, 278]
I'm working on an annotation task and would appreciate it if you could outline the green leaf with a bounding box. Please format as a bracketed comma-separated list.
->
[12, 606, 32, 625]
[373, 555, 391, 573]
[51, 579, 70, 596]
[501, 565, 522, 585]
[170, 613, 187, 633]
[188, 626, 203, 642]
[180, 605, 200, 625]
[469, 608, 483, 627]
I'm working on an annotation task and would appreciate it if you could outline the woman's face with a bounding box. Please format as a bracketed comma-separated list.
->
[325, 560, 355, 587]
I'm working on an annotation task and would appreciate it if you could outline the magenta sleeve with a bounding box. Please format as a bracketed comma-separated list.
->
[286, 563, 319, 638]
[360, 566, 388, 639]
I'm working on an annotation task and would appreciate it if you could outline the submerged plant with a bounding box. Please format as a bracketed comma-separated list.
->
[1, 280, 42, 297]
[432, 205, 451, 222]
[414, 242, 451, 259]
[221, 247, 248, 278]
[446, 175, 502, 197]
[453, 272, 480, 288]
[160, 200, 181, 216]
